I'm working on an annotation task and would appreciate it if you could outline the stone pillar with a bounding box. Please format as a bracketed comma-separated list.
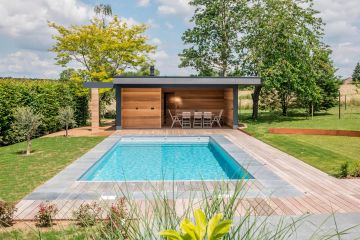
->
[90, 88, 100, 132]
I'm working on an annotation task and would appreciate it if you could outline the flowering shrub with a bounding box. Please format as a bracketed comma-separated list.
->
[73, 202, 102, 227]
[34, 202, 58, 227]
[0, 199, 17, 227]
[107, 198, 129, 235]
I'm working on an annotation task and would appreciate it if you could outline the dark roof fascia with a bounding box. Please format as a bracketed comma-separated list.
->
[112, 76, 261, 85]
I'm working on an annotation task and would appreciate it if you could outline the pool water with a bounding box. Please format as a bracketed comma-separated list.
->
[80, 139, 253, 181]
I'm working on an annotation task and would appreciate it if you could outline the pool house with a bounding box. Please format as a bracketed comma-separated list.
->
[84, 75, 261, 130]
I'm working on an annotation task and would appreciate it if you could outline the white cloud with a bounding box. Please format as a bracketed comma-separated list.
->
[0, 51, 61, 79]
[151, 38, 162, 45]
[157, 0, 194, 18]
[165, 22, 174, 29]
[137, 0, 150, 7]
[0, 0, 94, 50]
[314, 0, 360, 77]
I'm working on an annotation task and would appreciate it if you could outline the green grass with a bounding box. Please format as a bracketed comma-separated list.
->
[241, 106, 360, 176]
[0, 136, 105, 202]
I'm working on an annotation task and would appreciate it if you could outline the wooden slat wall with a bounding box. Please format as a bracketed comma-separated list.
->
[224, 88, 233, 127]
[164, 88, 225, 113]
[121, 88, 161, 129]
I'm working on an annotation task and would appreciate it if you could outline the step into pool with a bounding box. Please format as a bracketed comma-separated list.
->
[80, 137, 253, 181]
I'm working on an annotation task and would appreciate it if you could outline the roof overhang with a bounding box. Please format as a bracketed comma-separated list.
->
[83, 76, 261, 88]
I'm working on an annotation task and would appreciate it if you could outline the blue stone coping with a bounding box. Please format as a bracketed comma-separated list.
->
[24, 134, 302, 201]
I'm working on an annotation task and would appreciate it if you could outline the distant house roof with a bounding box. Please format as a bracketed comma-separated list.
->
[343, 77, 353, 85]
[84, 76, 261, 88]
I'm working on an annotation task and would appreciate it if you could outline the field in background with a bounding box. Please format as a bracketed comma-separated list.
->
[241, 106, 360, 176]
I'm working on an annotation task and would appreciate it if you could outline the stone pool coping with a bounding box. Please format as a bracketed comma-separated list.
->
[24, 134, 302, 201]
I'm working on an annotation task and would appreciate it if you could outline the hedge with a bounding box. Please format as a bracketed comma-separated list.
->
[0, 79, 89, 146]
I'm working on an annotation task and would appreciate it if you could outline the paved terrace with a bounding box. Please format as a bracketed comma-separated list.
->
[15, 129, 360, 221]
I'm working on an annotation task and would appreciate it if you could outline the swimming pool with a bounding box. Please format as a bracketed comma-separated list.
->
[80, 137, 253, 181]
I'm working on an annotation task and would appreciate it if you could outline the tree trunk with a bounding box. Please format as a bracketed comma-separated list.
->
[252, 85, 262, 120]
[65, 123, 68, 137]
[26, 135, 31, 155]
[282, 104, 287, 116]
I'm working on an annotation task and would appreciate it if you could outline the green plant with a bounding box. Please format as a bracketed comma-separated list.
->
[34, 202, 58, 227]
[350, 162, 360, 177]
[335, 162, 349, 178]
[0, 78, 89, 146]
[104, 198, 130, 239]
[58, 106, 77, 137]
[0, 199, 16, 227]
[73, 202, 102, 227]
[160, 208, 232, 240]
[12, 107, 42, 155]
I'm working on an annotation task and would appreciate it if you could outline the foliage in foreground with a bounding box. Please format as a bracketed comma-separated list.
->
[0, 181, 358, 239]
[34, 202, 58, 227]
[0, 200, 16, 227]
[160, 209, 232, 240]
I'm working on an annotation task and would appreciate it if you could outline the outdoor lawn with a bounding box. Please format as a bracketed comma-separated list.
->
[241, 106, 360, 176]
[0, 136, 105, 202]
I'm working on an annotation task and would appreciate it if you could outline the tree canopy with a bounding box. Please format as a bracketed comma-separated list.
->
[49, 15, 156, 83]
[352, 63, 360, 82]
[180, 0, 339, 116]
[179, 0, 248, 77]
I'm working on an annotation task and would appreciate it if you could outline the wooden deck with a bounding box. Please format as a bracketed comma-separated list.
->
[15, 129, 360, 220]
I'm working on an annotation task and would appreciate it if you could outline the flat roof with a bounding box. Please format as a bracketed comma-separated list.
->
[84, 76, 261, 88]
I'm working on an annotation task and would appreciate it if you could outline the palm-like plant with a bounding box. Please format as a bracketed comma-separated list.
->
[160, 209, 232, 240]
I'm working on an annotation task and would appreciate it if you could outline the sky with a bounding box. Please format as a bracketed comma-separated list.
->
[0, 0, 359, 79]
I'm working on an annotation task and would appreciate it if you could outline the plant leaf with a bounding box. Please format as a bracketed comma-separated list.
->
[159, 230, 183, 240]
[193, 209, 207, 239]
[209, 220, 233, 240]
[180, 218, 199, 240]
[207, 213, 223, 240]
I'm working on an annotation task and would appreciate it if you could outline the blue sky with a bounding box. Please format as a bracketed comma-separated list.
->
[0, 0, 359, 79]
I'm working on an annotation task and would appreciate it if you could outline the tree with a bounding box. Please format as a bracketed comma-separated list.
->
[49, 13, 156, 83]
[243, 0, 328, 116]
[94, 4, 112, 28]
[12, 107, 42, 155]
[58, 106, 76, 137]
[179, 0, 248, 77]
[352, 63, 360, 82]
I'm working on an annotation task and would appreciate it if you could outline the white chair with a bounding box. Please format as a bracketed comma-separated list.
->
[203, 112, 213, 128]
[182, 112, 191, 128]
[168, 109, 182, 128]
[193, 112, 203, 128]
[212, 109, 223, 128]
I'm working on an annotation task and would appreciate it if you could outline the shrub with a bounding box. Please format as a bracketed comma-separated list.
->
[350, 163, 360, 177]
[34, 202, 58, 227]
[334, 162, 349, 178]
[0, 79, 89, 146]
[106, 198, 129, 238]
[73, 202, 102, 227]
[0, 199, 16, 227]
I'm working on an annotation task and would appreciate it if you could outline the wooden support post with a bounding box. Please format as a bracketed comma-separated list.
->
[90, 88, 100, 132]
